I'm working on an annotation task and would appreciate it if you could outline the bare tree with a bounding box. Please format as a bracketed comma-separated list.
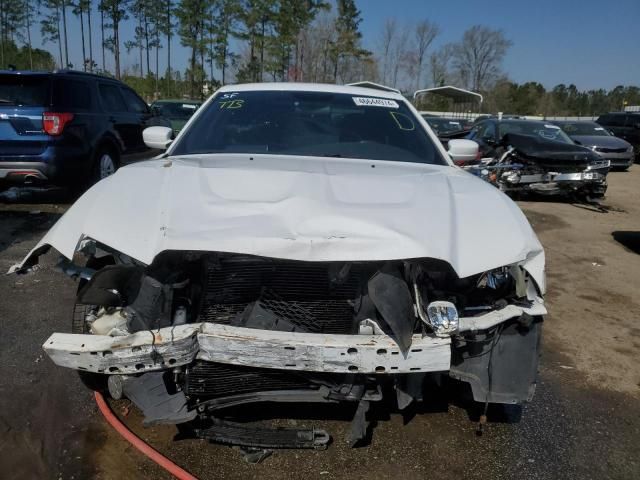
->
[451, 25, 512, 91]
[414, 19, 438, 90]
[390, 27, 407, 88]
[429, 44, 452, 87]
[378, 17, 395, 85]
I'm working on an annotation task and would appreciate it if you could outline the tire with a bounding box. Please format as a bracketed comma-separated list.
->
[91, 145, 119, 185]
[72, 255, 115, 393]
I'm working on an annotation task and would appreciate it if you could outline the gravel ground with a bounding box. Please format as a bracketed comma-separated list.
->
[1, 167, 639, 480]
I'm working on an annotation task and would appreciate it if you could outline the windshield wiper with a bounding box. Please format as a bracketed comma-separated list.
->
[0, 99, 14, 104]
[322, 153, 343, 158]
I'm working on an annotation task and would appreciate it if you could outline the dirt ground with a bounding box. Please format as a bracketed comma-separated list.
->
[1, 167, 639, 480]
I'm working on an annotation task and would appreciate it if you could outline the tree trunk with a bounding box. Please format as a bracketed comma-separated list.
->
[138, 15, 144, 77]
[221, 35, 227, 85]
[190, 46, 196, 98]
[61, 0, 69, 68]
[0, 0, 4, 69]
[155, 30, 159, 96]
[57, 6, 64, 68]
[114, 19, 120, 79]
[25, 2, 33, 69]
[166, 0, 172, 96]
[259, 19, 265, 82]
[87, 0, 93, 71]
[299, 39, 304, 82]
[101, 9, 105, 71]
[144, 12, 150, 77]
[79, 8, 86, 70]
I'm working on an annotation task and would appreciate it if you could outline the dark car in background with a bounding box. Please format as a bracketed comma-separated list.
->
[552, 120, 634, 170]
[422, 116, 471, 136]
[0, 70, 169, 189]
[596, 112, 640, 160]
[466, 118, 609, 198]
[150, 99, 201, 135]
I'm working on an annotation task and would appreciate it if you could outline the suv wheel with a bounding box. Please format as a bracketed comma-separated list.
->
[91, 146, 119, 184]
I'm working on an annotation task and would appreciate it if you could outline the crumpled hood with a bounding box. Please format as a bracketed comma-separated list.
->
[504, 133, 600, 164]
[13, 154, 545, 291]
[571, 135, 631, 149]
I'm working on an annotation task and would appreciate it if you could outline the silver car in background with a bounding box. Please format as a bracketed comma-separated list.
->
[553, 121, 634, 170]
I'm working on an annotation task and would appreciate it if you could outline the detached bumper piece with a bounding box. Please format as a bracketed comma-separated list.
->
[194, 420, 330, 450]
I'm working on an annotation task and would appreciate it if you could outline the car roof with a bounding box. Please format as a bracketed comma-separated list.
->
[153, 99, 201, 104]
[215, 82, 407, 101]
[551, 120, 597, 124]
[486, 118, 550, 126]
[0, 69, 123, 84]
[425, 117, 465, 122]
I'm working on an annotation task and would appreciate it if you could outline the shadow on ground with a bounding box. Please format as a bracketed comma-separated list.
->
[612, 231, 640, 255]
[0, 208, 63, 255]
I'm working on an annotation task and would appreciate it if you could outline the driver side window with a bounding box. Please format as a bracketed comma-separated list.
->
[483, 122, 496, 140]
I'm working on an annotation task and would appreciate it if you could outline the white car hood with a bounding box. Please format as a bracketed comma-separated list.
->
[13, 154, 545, 291]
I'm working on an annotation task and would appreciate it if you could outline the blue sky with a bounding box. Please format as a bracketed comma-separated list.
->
[31, 0, 639, 90]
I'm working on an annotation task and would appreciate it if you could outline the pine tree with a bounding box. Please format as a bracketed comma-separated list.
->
[99, 0, 129, 79]
[332, 0, 369, 82]
[176, 0, 208, 98]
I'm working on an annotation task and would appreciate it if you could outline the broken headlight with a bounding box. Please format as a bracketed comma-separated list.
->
[425, 301, 459, 337]
[477, 267, 511, 290]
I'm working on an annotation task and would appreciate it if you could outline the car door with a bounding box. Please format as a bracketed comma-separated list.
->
[97, 82, 133, 157]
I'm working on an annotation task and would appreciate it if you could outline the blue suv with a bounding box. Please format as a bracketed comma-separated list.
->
[0, 70, 169, 189]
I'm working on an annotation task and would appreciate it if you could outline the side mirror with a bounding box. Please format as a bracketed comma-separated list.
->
[448, 139, 479, 165]
[151, 105, 162, 116]
[143, 126, 173, 150]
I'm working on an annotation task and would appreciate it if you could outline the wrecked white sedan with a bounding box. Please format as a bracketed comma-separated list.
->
[14, 83, 545, 449]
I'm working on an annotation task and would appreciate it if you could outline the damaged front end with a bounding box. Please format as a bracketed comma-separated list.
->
[43, 242, 545, 449]
[468, 133, 609, 199]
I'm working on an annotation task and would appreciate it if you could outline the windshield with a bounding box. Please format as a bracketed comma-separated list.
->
[424, 117, 464, 134]
[555, 122, 610, 137]
[499, 121, 573, 144]
[172, 90, 446, 165]
[0, 75, 50, 106]
[154, 101, 200, 119]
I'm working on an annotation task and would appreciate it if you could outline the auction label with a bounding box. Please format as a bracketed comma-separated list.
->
[353, 97, 399, 108]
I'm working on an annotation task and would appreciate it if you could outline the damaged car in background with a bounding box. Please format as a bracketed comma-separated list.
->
[464, 118, 609, 200]
[12, 83, 546, 455]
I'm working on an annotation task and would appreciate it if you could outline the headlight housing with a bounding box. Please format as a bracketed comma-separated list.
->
[425, 301, 459, 337]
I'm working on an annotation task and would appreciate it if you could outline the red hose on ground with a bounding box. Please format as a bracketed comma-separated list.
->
[94, 391, 199, 480]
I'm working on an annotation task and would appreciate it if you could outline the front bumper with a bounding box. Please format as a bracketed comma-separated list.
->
[467, 160, 609, 196]
[596, 152, 634, 168]
[43, 301, 546, 376]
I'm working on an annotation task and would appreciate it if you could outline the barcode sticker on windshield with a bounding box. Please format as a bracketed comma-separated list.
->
[544, 124, 560, 129]
[353, 97, 399, 108]
[595, 127, 605, 131]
